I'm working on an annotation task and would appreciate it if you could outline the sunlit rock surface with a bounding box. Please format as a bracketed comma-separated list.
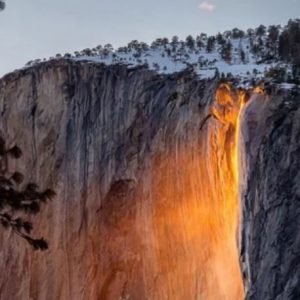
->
[0, 59, 299, 300]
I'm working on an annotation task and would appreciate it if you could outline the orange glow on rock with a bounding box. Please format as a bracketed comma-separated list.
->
[139, 83, 246, 299]
[97, 84, 249, 299]
[207, 84, 245, 299]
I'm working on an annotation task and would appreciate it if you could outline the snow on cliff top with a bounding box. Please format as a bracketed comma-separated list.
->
[24, 22, 299, 89]
[73, 37, 273, 82]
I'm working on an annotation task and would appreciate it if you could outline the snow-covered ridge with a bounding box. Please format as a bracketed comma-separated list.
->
[24, 20, 300, 87]
[74, 37, 272, 82]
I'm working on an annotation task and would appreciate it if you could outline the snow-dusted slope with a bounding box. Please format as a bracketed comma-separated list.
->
[74, 37, 273, 81]
[23, 20, 300, 87]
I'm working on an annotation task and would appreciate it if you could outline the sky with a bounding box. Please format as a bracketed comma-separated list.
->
[0, 0, 299, 76]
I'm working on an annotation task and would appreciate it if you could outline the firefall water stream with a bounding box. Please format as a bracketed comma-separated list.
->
[142, 83, 249, 300]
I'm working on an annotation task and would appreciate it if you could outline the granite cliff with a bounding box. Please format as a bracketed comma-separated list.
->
[0, 59, 299, 300]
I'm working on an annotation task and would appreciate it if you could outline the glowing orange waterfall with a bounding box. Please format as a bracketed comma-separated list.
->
[140, 83, 246, 299]
[204, 83, 245, 300]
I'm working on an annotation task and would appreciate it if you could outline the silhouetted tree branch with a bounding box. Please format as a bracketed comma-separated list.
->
[0, 1, 5, 11]
[0, 137, 55, 250]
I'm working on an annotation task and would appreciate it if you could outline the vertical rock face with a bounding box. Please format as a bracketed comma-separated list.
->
[240, 90, 300, 300]
[0, 59, 298, 300]
[0, 60, 244, 300]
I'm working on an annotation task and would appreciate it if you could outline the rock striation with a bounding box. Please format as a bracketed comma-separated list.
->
[240, 88, 300, 300]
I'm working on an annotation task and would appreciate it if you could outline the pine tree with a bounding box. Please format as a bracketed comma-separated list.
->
[252, 44, 261, 62]
[196, 35, 205, 49]
[216, 33, 226, 46]
[278, 19, 300, 67]
[267, 25, 280, 56]
[186, 35, 195, 50]
[221, 41, 232, 63]
[256, 25, 266, 37]
[214, 68, 220, 78]
[231, 28, 245, 39]
[0, 137, 55, 250]
[247, 29, 255, 37]
[278, 32, 289, 60]
[206, 36, 216, 53]
[288, 20, 300, 66]
[240, 49, 246, 63]
[268, 25, 279, 43]
[171, 36, 179, 47]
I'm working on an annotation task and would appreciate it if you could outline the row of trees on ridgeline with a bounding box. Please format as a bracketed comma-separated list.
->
[21, 19, 300, 84]
[2, 0, 300, 82]
[60, 20, 300, 83]
[64, 20, 299, 63]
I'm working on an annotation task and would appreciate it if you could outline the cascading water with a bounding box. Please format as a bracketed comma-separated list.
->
[200, 83, 246, 300]
[140, 83, 247, 299]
